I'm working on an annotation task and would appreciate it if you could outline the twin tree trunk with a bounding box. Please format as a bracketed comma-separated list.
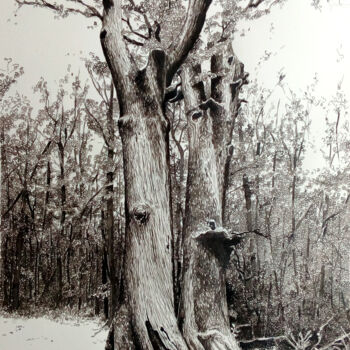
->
[100, 0, 245, 348]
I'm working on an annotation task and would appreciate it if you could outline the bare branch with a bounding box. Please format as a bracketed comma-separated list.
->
[240, 335, 286, 349]
[2, 190, 24, 218]
[122, 17, 150, 41]
[15, 0, 59, 11]
[67, 0, 103, 20]
[77, 184, 104, 219]
[312, 315, 335, 348]
[123, 35, 144, 47]
[29, 140, 52, 180]
[86, 65, 108, 104]
[295, 203, 314, 232]
[321, 211, 341, 236]
[84, 102, 110, 147]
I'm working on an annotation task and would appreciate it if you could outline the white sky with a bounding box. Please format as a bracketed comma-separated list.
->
[1, 0, 350, 170]
[234, 0, 350, 171]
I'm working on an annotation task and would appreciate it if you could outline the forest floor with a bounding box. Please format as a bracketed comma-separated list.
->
[0, 311, 108, 350]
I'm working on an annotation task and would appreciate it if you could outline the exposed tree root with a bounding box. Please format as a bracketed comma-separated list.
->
[198, 329, 241, 350]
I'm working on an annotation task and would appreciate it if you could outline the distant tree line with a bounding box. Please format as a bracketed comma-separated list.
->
[0, 53, 349, 348]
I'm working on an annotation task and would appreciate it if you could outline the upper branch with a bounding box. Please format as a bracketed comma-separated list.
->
[127, 0, 153, 37]
[67, 0, 103, 19]
[242, 0, 284, 17]
[15, 0, 103, 20]
[166, 0, 213, 86]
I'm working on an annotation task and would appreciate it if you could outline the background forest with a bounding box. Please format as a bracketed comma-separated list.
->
[0, 0, 350, 349]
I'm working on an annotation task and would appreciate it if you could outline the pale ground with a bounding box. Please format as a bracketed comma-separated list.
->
[0, 314, 108, 350]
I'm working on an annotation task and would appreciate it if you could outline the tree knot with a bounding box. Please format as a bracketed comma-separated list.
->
[131, 203, 151, 225]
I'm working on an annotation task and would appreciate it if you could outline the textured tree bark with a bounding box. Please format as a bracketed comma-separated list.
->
[180, 60, 243, 350]
[105, 84, 118, 321]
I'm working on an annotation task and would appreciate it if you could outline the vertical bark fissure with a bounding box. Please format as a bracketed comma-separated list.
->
[106, 83, 118, 321]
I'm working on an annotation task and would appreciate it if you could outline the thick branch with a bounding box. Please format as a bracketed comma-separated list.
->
[245, 0, 265, 9]
[166, 0, 212, 85]
[100, 0, 136, 115]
